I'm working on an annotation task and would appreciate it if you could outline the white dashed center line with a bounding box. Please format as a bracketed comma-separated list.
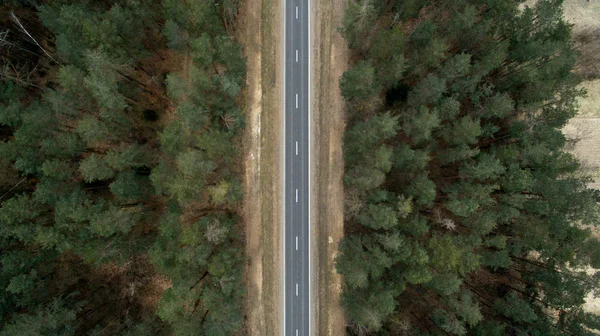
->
[295, 6, 298, 19]
[295, 189, 298, 203]
[296, 283, 299, 296]
[296, 236, 298, 250]
[295, 141, 298, 155]
[295, 94, 298, 109]
[296, 49, 298, 62]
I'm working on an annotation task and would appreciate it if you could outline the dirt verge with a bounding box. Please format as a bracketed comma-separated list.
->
[237, 0, 282, 333]
[312, 0, 349, 333]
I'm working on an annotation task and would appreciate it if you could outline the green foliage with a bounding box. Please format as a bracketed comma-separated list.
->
[449, 291, 483, 327]
[176, 101, 209, 131]
[370, 27, 407, 88]
[0, 83, 23, 128]
[440, 53, 472, 81]
[88, 204, 139, 238]
[110, 172, 151, 201]
[190, 33, 215, 66]
[150, 213, 243, 335]
[393, 145, 430, 172]
[442, 116, 482, 146]
[459, 154, 505, 180]
[163, 20, 186, 50]
[481, 249, 511, 271]
[345, 112, 399, 164]
[177, 150, 216, 176]
[1, 0, 246, 334]
[493, 291, 538, 323]
[165, 73, 188, 102]
[105, 144, 152, 171]
[159, 121, 188, 156]
[76, 117, 111, 145]
[342, 284, 397, 331]
[408, 20, 447, 73]
[0, 300, 78, 336]
[83, 50, 128, 112]
[431, 308, 466, 335]
[41, 159, 75, 181]
[339, 60, 379, 100]
[407, 74, 447, 107]
[427, 234, 463, 273]
[357, 203, 398, 230]
[341, 0, 379, 50]
[79, 154, 114, 182]
[336, 234, 395, 289]
[337, 5, 600, 324]
[426, 273, 462, 296]
[404, 265, 433, 284]
[402, 105, 441, 144]
[405, 174, 436, 207]
[399, 214, 429, 237]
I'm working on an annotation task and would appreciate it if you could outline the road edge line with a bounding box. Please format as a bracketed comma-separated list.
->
[282, 0, 287, 332]
[308, 0, 312, 332]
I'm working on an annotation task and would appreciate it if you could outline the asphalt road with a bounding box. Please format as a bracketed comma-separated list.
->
[284, 0, 310, 333]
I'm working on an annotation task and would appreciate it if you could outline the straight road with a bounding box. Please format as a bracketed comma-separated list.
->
[283, 0, 310, 333]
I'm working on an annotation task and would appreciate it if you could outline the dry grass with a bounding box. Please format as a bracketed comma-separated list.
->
[236, 0, 282, 333]
[563, 0, 600, 34]
[312, 0, 349, 333]
[576, 79, 600, 117]
[560, 0, 600, 316]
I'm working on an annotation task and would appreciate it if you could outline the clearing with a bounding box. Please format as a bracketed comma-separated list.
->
[559, 0, 600, 315]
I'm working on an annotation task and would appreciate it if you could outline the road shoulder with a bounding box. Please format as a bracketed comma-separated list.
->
[237, 0, 282, 333]
[312, 0, 348, 333]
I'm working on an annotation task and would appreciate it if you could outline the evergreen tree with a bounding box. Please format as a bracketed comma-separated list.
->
[337, 0, 600, 334]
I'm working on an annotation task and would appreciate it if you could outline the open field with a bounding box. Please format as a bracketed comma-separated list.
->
[564, 0, 600, 117]
[560, 0, 600, 315]
[563, 0, 600, 34]
[312, 0, 349, 333]
[237, 0, 282, 333]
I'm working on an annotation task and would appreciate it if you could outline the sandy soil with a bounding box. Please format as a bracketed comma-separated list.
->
[237, 0, 282, 333]
[311, 0, 349, 333]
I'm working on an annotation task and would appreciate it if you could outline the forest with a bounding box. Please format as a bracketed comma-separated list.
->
[337, 0, 600, 334]
[0, 0, 246, 335]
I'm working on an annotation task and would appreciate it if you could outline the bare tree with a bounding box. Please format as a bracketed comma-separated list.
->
[10, 11, 60, 65]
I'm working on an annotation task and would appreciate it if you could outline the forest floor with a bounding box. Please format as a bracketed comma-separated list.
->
[559, 0, 600, 315]
[237, 0, 282, 333]
[312, 0, 348, 333]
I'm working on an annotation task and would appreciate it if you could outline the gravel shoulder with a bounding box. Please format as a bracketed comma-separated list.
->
[311, 0, 348, 333]
[237, 0, 282, 333]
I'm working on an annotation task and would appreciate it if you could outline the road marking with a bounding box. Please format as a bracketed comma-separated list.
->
[307, 0, 313, 332]
[296, 330, 298, 336]
[296, 141, 298, 155]
[296, 283, 298, 296]
[296, 236, 298, 250]
[296, 49, 298, 62]
[296, 6, 298, 19]
[295, 94, 298, 109]
[295, 189, 298, 203]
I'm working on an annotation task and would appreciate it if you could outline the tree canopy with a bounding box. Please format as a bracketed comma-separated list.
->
[338, 0, 600, 334]
[0, 0, 246, 334]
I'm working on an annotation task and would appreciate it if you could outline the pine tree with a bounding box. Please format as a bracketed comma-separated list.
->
[339, 60, 379, 100]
